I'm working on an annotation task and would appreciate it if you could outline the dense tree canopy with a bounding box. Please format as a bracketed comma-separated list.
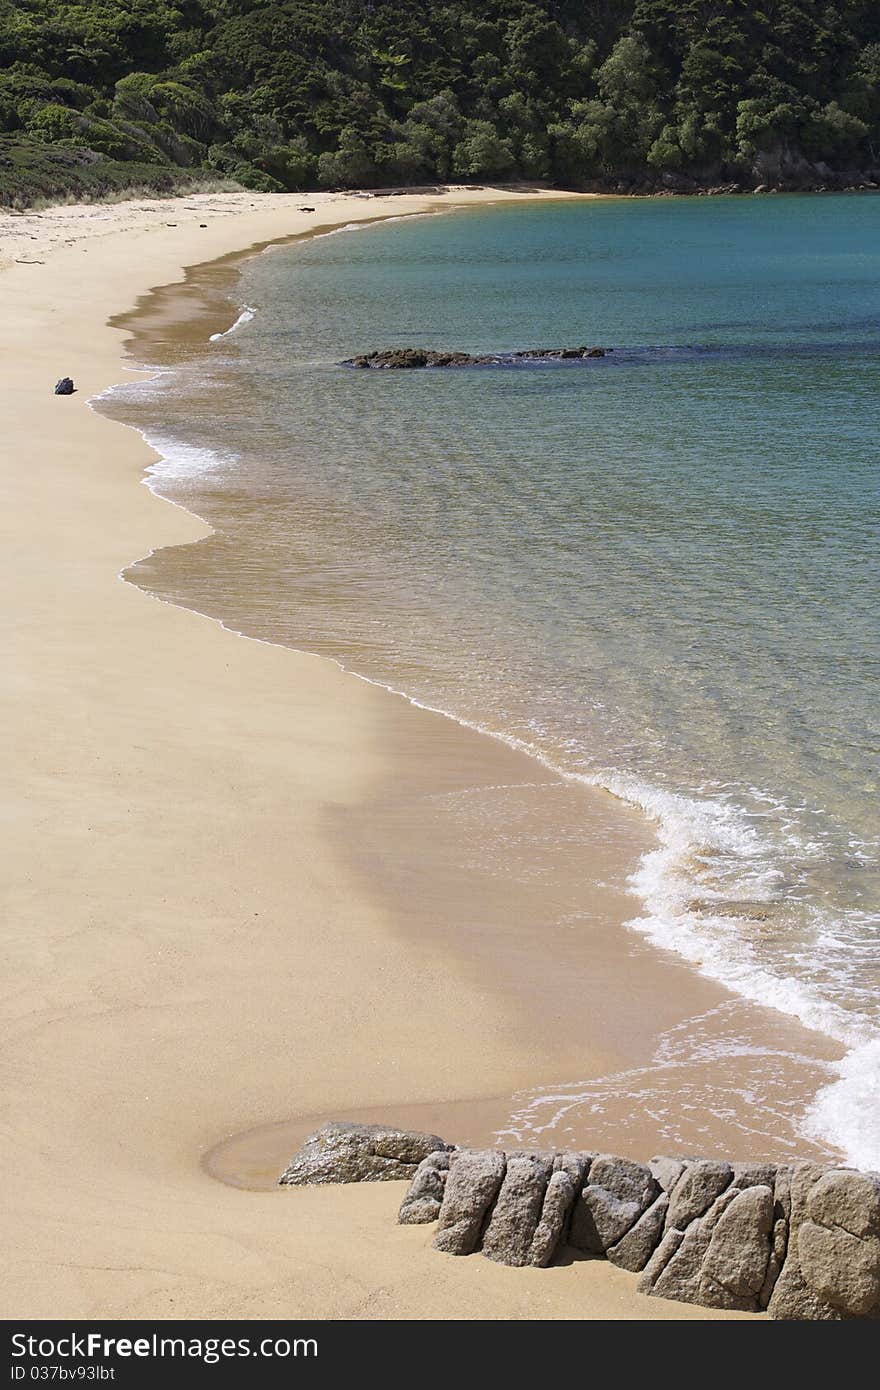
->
[1, 1, 879, 197]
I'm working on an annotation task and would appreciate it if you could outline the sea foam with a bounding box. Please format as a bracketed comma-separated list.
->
[587, 769, 880, 1167]
[209, 306, 257, 341]
[802, 1038, 880, 1171]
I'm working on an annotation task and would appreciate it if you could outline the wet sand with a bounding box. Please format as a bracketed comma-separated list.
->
[1, 185, 837, 1321]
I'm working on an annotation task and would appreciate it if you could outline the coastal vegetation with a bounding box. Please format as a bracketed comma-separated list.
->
[2, 1, 880, 205]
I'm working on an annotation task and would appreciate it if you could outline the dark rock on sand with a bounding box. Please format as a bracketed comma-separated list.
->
[279, 1120, 449, 1186]
[54, 377, 75, 395]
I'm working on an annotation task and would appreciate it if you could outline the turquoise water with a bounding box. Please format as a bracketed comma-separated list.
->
[105, 196, 880, 1164]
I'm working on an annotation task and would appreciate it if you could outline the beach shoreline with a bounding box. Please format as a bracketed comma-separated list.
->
[0, 184, 835, 1320]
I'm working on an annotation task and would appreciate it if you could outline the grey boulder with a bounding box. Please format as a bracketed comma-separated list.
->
[798, 1220, 880, 1318]
[807, 1169, 880, 1239]
[433, 1149, 506, 1256]
[398, 1150, 454, 1224]
[759, 1217, 790, 1309]
[641, 1186, 740, 1304]
[607, 1191, 669, 1272]
[698, 1184, 774, 1311]
[481, 1153, 554, 1266]
[570, 1155, 658, 1254]
[767, 1164, 842, 1319]
[279, 1121, 449, 1186]
[649, 1156, 686, 1193]
[731, 1161, 777, 1191]
[525, 1151, 591, 1267]
[665, 1159, 733, 1230]
[795, 1169, 880, 1317]
[528, 1169, 578, 1267]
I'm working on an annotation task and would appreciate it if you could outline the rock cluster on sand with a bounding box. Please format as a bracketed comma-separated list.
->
[280, 1124, 880, 1319]
[278, 1120, 450, 1185]
[342, 346, 608, 369]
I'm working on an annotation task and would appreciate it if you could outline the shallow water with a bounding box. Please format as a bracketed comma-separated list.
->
[102, 195, 880, 1166]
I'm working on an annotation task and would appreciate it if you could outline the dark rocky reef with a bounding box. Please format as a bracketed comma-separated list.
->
[342, 346, 608, 369]
[280, 1123, 880, 1319]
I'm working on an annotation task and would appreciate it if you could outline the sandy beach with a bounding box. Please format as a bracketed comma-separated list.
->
[2, 184, 835, 1321]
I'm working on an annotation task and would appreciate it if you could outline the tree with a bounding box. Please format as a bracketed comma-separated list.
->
[317, 126, 376, 187]
[2, 0, 879, 205]
[452, 119, 514, 179]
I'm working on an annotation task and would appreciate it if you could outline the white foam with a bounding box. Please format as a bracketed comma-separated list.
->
[209, 306, 256, 341]
[802, 1038, 880, 1171]
[597, 772, 868, 1042]
[89, 366, 173, 402]
[581, 769, 879, 1166]
[136, 430, 235, 485]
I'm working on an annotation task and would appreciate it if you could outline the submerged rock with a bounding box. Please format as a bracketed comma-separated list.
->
[279, 1121, 450, 1185]
[342, 345, 609, 369]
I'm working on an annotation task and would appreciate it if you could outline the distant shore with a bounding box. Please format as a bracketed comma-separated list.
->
[1, 184, 834, 1321]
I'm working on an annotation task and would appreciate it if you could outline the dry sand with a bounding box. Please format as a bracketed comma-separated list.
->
[1, 185, 788, 1321]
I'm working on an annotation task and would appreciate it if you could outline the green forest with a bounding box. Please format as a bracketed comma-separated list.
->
[2, 1, 880, 204]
